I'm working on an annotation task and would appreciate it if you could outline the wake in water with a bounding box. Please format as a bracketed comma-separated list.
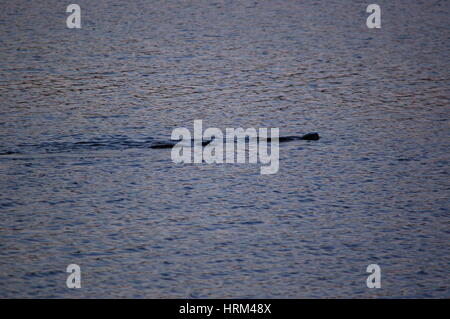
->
[0, 133, 320, 155]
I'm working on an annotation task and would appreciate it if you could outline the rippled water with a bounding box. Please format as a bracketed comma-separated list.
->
[0, 0, 449, 298]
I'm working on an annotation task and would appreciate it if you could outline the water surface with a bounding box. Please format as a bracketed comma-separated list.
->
[0, 0, 449, 298]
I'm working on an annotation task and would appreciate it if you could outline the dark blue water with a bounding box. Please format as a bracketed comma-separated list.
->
[0, 0, 449, 298]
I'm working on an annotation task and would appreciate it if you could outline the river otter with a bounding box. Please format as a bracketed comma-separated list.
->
[149, 132, 320, 149]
